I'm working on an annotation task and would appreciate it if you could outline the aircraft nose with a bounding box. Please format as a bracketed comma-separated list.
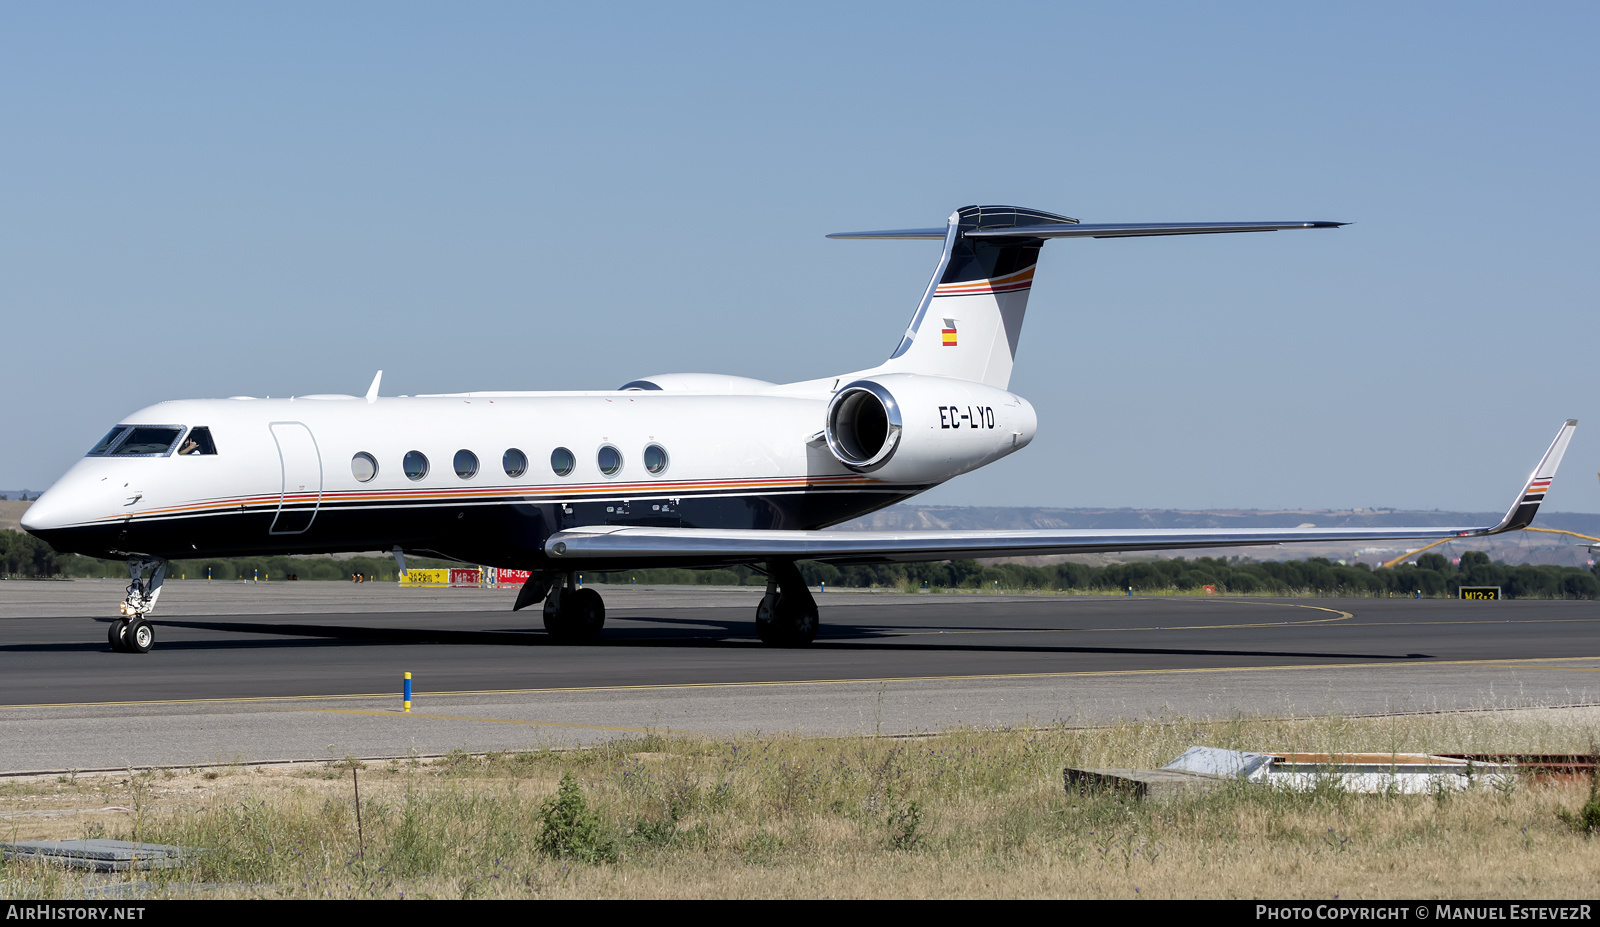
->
[19, 488, 67, 532]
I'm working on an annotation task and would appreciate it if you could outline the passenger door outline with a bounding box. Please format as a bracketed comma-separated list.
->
[268, 421, 323, 535]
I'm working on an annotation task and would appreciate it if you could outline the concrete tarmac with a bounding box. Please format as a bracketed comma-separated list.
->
[1, 580, 1597, 773]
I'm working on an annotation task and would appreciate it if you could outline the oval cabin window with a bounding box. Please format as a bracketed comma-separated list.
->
[351, 452, 378, 483]
[550, 447, 575, 477]
[403, 450, 429, 481]
[503, 448, 527, 478]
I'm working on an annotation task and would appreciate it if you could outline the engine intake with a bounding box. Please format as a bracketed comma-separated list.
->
[825, 380, 902, 471]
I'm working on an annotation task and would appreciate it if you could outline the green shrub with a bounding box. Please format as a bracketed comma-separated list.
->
[536, 773, 617, 863]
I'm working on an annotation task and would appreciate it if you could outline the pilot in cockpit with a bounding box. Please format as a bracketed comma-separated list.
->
[177, 426, 216, 456]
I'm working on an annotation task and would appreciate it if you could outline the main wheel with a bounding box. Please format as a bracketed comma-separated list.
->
[755, 592, 818, 647]
[107, 618, 130, 653]
[125, 619, 154, 653]
[568, 587, 605, 641]
[543, 588, 605, 643]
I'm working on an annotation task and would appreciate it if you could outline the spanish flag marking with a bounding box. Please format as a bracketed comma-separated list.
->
[942, 328, 957, 346]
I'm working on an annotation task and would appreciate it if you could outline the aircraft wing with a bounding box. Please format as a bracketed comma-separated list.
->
[545, 421, 1576, 566]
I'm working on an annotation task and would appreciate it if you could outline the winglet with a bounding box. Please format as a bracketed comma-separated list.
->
[1480, 420, 1577, 535]
[366, 370, 383, 404]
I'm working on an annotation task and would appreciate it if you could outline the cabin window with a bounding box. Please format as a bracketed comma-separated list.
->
[87, 427, 129, 456]
[503, 448, 527, 478]
[109, 426, 186, 457]
[403, 450, 430, 481]
[178, 427, 217, 456]
[644, 444, 669, 475]
[454, 449, 479, 480]
[597, 445, 623, 477]
[351, 452, 378, 482]
[550, 447, 575, 477]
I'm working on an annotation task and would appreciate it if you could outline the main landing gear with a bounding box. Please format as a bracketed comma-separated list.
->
[109, 558, 166, 654]
[542, 573, 605, 643]
[509, 563, 820, 647]
[756, 560, 819, 647]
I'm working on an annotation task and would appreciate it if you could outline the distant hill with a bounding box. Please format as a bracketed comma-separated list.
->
[836, 505, 1600, 568]
[839, 504, 1600, 534]
[0, 501, 30, 532]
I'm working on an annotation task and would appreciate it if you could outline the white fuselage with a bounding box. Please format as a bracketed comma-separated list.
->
[24, 378, 1036, 569]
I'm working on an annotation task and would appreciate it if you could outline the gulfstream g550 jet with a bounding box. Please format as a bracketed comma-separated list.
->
[21, 205, 1576, 653]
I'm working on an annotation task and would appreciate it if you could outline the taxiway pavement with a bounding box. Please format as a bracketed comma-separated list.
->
[1, 581, 1596, 773]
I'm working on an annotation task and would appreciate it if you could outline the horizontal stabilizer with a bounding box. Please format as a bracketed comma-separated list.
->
[828, 221, 1346, 241]
[967, 221, 1347, 239]
[826, 228, 949, 240]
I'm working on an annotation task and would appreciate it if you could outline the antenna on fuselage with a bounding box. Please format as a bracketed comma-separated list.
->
[365, 370, 382, 404]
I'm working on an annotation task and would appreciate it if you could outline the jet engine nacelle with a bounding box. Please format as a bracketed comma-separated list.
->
[824, 374, 1036, 484]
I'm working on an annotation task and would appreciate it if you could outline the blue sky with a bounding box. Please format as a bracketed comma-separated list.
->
[4, 3, 1597, 512]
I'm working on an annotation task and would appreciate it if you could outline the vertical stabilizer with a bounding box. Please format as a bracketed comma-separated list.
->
[872, 205, 1075, 389]
[825, 205, 1341, 391]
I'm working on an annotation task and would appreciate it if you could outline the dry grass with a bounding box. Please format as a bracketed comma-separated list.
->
[3, 709, 1599, 899]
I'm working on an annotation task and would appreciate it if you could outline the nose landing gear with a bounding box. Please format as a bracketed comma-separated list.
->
[542, 572, 605, 642]
[110, 558, 166, 653]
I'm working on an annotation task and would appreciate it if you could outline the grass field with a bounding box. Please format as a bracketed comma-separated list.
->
[3, 710, 1598, 899]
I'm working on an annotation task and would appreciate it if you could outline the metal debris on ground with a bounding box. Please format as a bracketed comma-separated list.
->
[1066, 746, 1525, 799]
[1163, 745, 1276, 778]
[0, 839, 194, 871]
[1239, 752, 1516, 794]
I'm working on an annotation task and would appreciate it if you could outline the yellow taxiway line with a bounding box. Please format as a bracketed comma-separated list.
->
[294, 707, 659, 734]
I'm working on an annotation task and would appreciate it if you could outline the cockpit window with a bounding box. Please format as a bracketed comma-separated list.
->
[177, 426, 217, 456]
[109, 426, 186, 457]
[87, 427, 130, 456]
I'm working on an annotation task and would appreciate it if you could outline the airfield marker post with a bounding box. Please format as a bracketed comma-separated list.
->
[403, 672, 412, 713]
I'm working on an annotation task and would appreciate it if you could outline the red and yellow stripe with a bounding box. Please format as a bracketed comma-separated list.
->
[934, 265, 1035, 298]
[97, 474, 896, 523]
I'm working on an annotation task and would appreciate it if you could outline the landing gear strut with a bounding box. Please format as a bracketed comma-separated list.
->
[542, 572, 605, 643]
[755, 560, 818, 647]
[110, 558, 166, 653]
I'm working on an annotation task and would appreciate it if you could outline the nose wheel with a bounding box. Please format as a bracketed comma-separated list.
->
[110, 558, 166, 653]
[107, 617, 154, 654]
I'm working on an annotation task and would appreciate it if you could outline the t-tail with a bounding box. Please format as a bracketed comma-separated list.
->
[830, 206, 1346, 389]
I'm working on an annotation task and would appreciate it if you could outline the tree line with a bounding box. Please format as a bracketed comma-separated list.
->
[0, 530, 453, 582]
[3, 529, 1596, 598]
[789, 550, 1600, 599]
